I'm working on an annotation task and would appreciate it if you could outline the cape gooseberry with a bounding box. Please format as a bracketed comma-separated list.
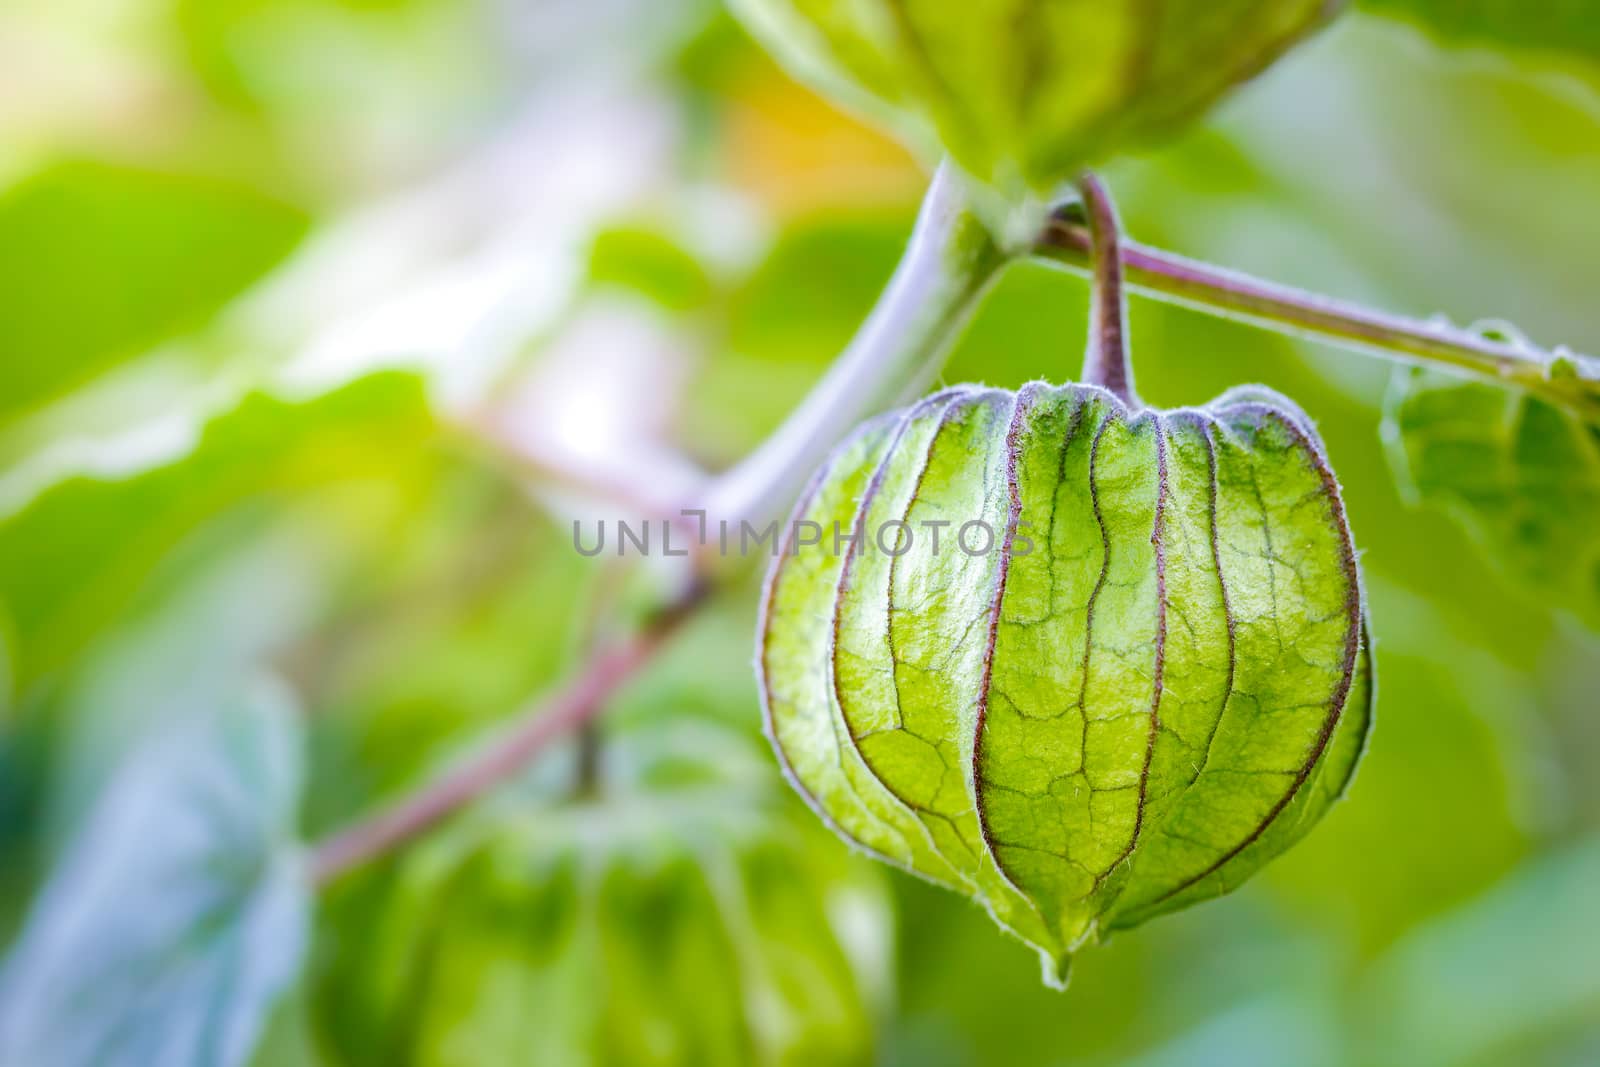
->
[319, 725, 892, 1066]
[730, 0, 1346, 222]
[759, 326, 1373, 985]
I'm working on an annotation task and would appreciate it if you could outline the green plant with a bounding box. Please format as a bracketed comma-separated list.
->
[3, 2, 1600, 1065]
[761, 183, 1374, 985]
[314, 725, 890, 1067]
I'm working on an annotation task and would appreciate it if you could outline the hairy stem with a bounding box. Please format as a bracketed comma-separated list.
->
[1077, 175, 1138, 406]
[1036, 212, 1600, 419]
[309, 165, 1009, 884]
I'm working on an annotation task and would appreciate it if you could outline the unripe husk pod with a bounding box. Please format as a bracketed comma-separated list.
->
[318, 725, 892, 1065]
[759, 379, 1372, 986]
[731, 0, 1346, 235]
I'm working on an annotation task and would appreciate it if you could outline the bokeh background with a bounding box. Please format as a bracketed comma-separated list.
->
[1, 2, 1598, 1065]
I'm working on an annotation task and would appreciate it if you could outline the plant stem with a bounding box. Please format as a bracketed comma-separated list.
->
[1076, 175, 1138, 406]
[308, 593, 700, 886]
[308, 165, 1009, 885]
[1036, 211, 1600, 418]
[703, 161, 1009, 531]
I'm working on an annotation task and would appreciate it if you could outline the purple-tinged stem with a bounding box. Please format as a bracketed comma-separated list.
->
[1076, 174, 1139, 405]
[1037, 211, 1600, 420]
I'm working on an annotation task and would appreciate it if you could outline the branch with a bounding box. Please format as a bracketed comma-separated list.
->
[1035, 213, 1600, 420]
[309, 591, 701, 885]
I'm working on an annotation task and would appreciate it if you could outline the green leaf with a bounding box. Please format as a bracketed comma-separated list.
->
[760, 381, 1372, 985]
[0, 681, 310, 1067]
[1359, 1, 1600, 66]
[312, 723, 891, 1067]
[0, 372, 436, 694]
[1384, 368, 1600, 630]
[174, 0, 426, 107]
[0, 160, 307, 422]
[729, 1, 1345, 221]
[587, 224, 715, 312]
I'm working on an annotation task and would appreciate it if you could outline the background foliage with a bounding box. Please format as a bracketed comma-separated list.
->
[1, 1, 1598, 1065]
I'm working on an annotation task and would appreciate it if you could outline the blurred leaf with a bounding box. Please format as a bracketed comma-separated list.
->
[0, 372, 436, 694]
[303, 478, 597, 825]
[1359, 836, 1600, 1066]
[247, 990, 325, 1067]
[1385, 369, 1600, 630]
[587, 224, 714, 312]
[1360, 1, 1600, 66]
[684, 211, 909, 460]
[609, 594, 767, 735]
[0, 621, 10, 717]
[36, 518, 361, 846]
[1097, 992, 1343, 1067]
[1259, 641, 1528, 950]
[312, 722, 890, 1067]
[945, 259, 1090, 387]
[176, 0, 423, 107]
[0, 161, 307, 421]
[725, 213, 907, 367]
[887, 853, 1345, 1067]
[0, 681, 309, 1067]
